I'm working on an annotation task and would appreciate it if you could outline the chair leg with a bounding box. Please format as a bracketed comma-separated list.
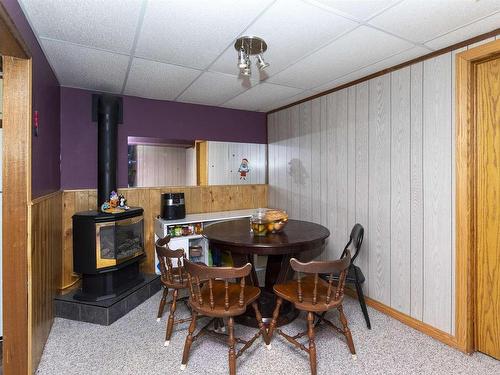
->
[338, 304, 356, 359]
[157, 286, 169, 322]
[228, 317, 236, 375]
[181, 311, 198, 370]
[307, 312, 317, 375]
[251, 301, 270, 346]
[165, 288, 178, 346]
[268, 297, 283, 341]
[353, 267, 371, 329]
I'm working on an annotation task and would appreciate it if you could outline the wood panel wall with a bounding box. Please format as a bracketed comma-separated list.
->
[135, 144, 189, 187]
[61, 184, 268, 289]
[207, 141, 267, 185]
[267, 36, 499, 336]
[30, 191, 62, 372]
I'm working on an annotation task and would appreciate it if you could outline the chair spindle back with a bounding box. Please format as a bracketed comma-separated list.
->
[184, 259, 252, 311]
[155, 236, 187, 286]
[291, 251, 351, 306]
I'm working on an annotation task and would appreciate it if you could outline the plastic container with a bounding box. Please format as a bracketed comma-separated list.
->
[250, 209, 271, 236]
[250, 208, 288, 236]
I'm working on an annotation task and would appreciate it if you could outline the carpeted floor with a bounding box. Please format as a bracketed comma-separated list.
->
[37, 292, 499, 375]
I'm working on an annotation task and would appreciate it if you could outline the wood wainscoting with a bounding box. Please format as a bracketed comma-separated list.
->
[61, 184, 268, 289]
[30, 191, 63, 371]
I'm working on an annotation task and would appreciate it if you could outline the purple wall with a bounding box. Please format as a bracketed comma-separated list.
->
[60, 87, 267, 190]
[2, 0, 61, 198]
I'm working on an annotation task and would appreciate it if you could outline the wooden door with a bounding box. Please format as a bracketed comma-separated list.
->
[475, 56, 500, 359]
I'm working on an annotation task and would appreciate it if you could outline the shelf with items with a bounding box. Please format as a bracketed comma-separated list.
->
[154, 208, 266, 275]
[208, 248, 234, 267]
[166, 222, 203, 239]
[187, 236, 208, 264]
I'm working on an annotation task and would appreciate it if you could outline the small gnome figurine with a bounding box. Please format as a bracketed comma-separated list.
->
[238, 158, 250, 180]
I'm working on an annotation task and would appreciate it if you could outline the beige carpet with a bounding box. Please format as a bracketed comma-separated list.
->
[36, 292, 499, 374]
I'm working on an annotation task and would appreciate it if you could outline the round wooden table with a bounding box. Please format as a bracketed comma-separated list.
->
[203, 218, 330, 327]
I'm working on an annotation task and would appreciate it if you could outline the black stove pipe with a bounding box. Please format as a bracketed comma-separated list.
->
[95, 94, 121, 208]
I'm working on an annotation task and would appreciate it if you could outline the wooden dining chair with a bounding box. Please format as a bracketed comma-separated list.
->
[268, 251, 354, 375]
[155, 236, 193, 347]
[181, 259, 270, 375]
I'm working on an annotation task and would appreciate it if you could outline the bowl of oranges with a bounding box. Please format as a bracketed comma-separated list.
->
[250, 209, 288, 236]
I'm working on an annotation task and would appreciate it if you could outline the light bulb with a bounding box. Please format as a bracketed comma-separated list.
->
[256, 54, 269, 70]
[237, 47, 247, 69]
[241, 64, 251, 76]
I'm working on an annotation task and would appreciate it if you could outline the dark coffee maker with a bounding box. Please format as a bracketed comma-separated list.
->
[160, 193, 186, 220]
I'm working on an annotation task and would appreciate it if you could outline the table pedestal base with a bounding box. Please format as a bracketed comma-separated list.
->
[231, 252, 300, 328]
[235, 289, 299, 328]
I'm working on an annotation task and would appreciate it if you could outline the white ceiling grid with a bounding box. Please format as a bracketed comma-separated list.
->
[19, 0, 500, 112]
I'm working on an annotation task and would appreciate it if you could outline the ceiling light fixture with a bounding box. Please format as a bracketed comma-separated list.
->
[234, 36, 269, 77]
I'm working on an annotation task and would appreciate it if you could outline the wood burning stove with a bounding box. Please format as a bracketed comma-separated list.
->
[72, 94, 145, 301]
[94, 212, 144, 269]
[73, 208, 145, 301]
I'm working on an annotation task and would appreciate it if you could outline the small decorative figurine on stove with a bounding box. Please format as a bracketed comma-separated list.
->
[101, 191, 129, 213]
[118, 194, 129, 210]
[100, 201, 110, 212]
[109, 191, 119, 208]
[238, 158, 250, 180]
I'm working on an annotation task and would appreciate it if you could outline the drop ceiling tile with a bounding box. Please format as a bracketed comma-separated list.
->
[41, 38, 129, 93]
[268, 26, 414, 89]
[177, 72, 258, 106]
[305, 0, 399, 21]
[425, 11, 500, 50]
[222, 83, 303, 112]
[135, 0, 274, 69]
[312, 45, 429, 92]
[124, 58, 200, 101]
[261, 90, 316, 112]
[210, 0, 358, 77]
[369, 0, 500, 44]
[19, 0, 143, 53]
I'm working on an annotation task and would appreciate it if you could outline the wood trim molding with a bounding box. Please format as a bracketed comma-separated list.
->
[0, 3, 30, 58]
[2, 56, 32, 375]
[61, 183, 268, 193]
[345, 289, 460, 351]
[196, 141, 208, 186]
[267, 28, 500, 114]
[31, 190, 62, 205]
[455, 38, 500, 353]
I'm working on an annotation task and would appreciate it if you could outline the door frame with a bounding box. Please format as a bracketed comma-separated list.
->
[1, 3, 32, 374]
[455, 38, 500, 353]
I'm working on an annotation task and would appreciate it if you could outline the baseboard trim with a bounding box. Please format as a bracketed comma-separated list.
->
[344, 288, 463, 352]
